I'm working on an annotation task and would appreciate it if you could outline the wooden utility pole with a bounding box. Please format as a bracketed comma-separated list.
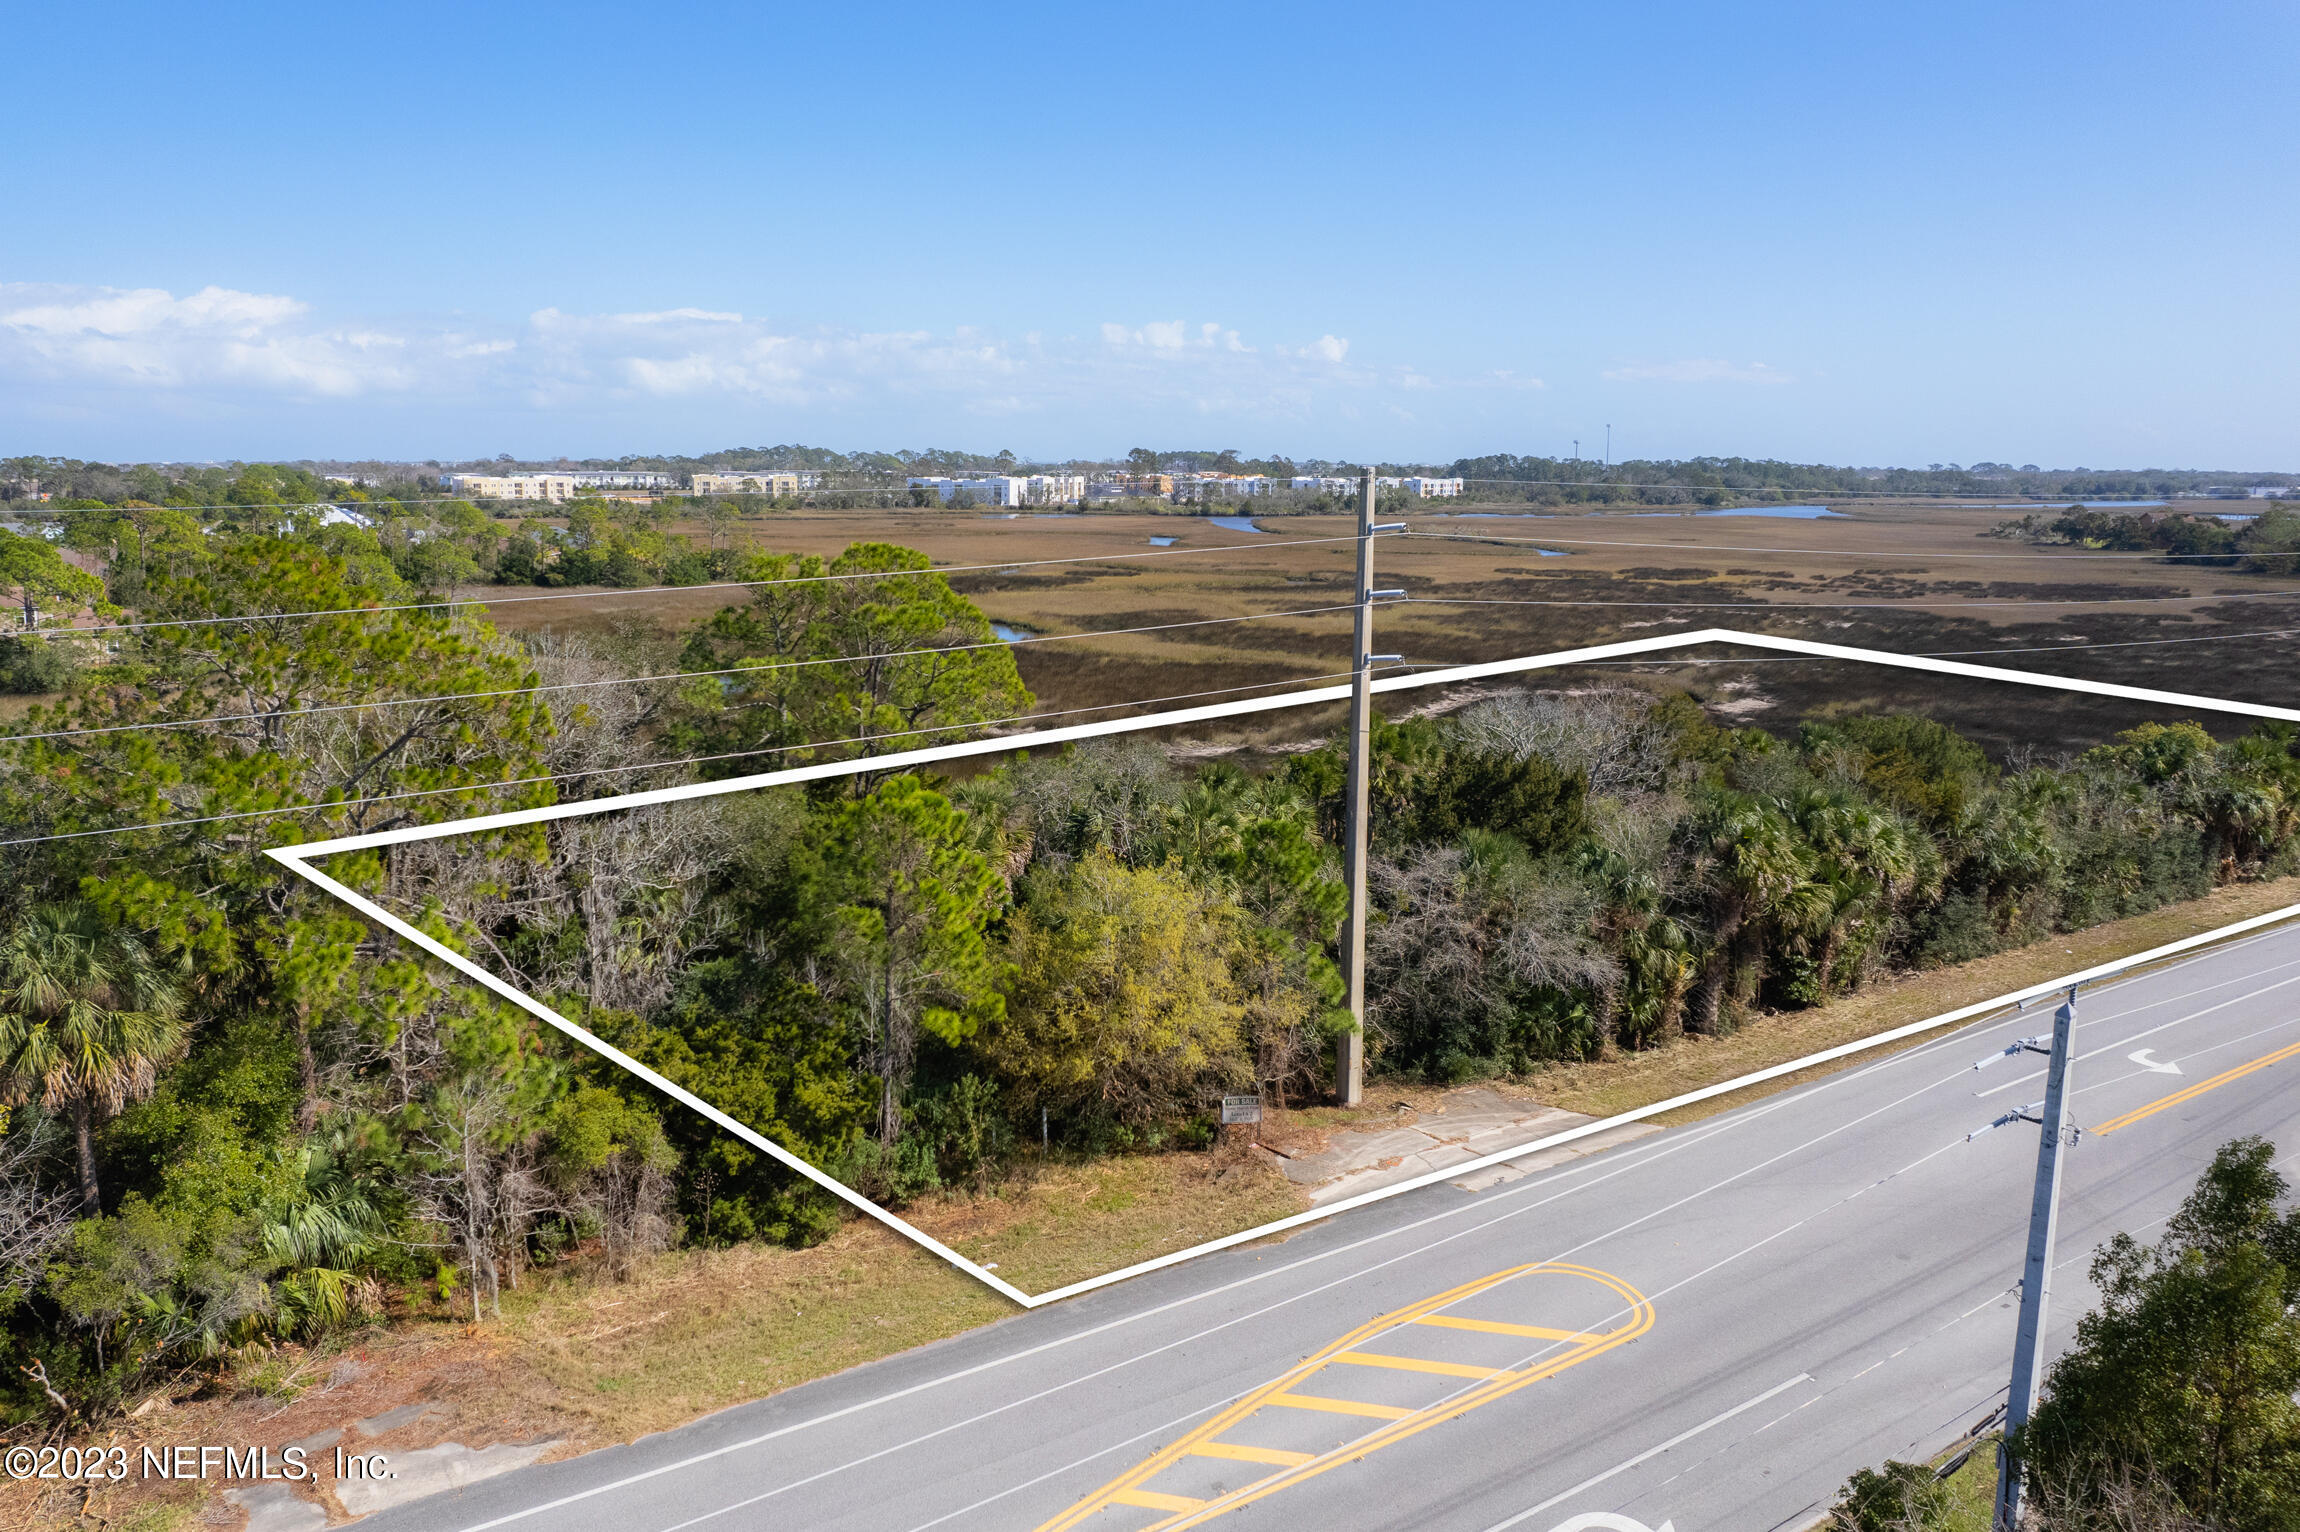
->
[1338, 467, 1405, 1107]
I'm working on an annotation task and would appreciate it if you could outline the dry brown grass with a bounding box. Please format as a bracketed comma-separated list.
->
[462, 501, 2300, 761]
[900, 1147, 1307, 1295]
[2, 1150, 1305, 1529]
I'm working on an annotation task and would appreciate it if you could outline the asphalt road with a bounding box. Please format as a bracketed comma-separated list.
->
[361, 921, 2300, 1532]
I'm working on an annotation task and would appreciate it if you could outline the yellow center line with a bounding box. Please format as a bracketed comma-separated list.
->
[1413, 1316, 1597, 1342]
[1032, 1262, 1653, 1532]
[2094, 1037, 2300, 1135]
[1113, 1488, 1208, 1513]
[1264, 1391, 1417, 1420]
[1187, 1443, 1315, 1467]
[1331, 1350, 1508, 1380]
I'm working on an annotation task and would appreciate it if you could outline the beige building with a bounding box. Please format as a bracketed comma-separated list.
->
[441, 472, 579, 502]
[1025, 474, 1087, 506]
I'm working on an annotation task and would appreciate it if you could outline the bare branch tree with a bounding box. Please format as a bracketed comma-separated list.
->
[0, 1116, 74, 1312]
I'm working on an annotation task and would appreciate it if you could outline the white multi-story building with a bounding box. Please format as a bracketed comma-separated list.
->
[691, 470, 805, 497]
[576, 471, 676, 490]
[1402, 477, 1464, 497]
[1176, 474, 1270, 499]
[441, 472, 580, 502]
[1025, 474, 1087, 506]
[908, 476, 1028, 507]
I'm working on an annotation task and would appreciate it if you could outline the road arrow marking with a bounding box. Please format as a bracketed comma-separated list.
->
[1548, 1516, 1675, 1532]
[2128, 1048, 2183, 1074]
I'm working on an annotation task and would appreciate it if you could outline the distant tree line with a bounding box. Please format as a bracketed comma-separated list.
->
[1992, 504, 2300, 573]
[14, 452, 2290, 510]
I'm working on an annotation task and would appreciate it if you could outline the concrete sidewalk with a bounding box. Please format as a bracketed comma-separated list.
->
[1261, 1086, 1661, 1205]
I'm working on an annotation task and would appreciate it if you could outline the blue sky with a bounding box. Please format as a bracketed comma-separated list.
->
[4, 1, 2294, 467]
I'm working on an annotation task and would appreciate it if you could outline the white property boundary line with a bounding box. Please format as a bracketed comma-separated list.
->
[265, 627, 2300, 1308]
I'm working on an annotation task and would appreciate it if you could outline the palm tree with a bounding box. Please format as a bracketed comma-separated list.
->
[0, 904, 185, 1213]
[1788, 791, 1923, 999]
[1685, 793, 1825, 1034]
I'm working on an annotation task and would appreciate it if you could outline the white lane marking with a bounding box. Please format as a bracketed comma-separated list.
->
[892, 1385, 1248, 1532]
[1976, 969, 2300, 1096]
[438, 1104, 1791, 1532]
[2062, 1012, 2300, 1104]
[615, 978, 2151, 1532]
[2128, 1048, 2183, 1074]
[1477, 1375, 1811, 1532]
[636, 1066, 1975, 1532]
[1027, 910, 2300, 1307]
[1549, 1516, 1676, 1532]
[452, 934, 2296, 1532]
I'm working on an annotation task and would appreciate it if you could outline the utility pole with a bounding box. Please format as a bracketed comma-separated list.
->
[1604, 424, 1611, 467]
[1979, 987, 2080, 1531]
[1338, 465, 1404, 1107]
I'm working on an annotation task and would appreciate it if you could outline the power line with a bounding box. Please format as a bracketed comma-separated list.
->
[1554, 625, 2300, 665]
[16, 479, 2281, 513]
[17, 522, 2283, 646]
[2, 489, 980, 516]
[1441, 475, 2287, 501]
[0, 663, 1422, 851]
[25, 533, 1361, 639]
[1398, 528, 2287, 562]
[13, 616, 2297, 848]
[1394, 588, 2300, 613]
[18, 584, 2300, 746]
[5, 602, 1361, 744]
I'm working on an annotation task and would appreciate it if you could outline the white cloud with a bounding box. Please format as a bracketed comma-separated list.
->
[615, 307, 744, 325]
[3, 283, 307, 338]
[0, 282, 417, 396]
[1602, 358, 1794, 385]
[1, 283, 1475, 436]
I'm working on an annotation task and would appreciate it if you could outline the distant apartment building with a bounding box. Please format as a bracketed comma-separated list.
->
[442, 472, 579, 502]
[907, 475, 1028, 507]
[691, 470, 808, 496]
[1402, 477, 1464, 497]
[576, 471, 675, 490]
[1025, 474, 1087, 506]
[1175, 474, 1270, 500]
[1084, 474, 1175, 502]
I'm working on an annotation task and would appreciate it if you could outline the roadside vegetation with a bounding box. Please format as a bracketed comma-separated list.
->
[6, 469, 2300, 1445]
[1832, 1136, 2300, 1531]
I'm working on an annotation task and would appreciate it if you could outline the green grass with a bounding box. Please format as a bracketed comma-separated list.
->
[1931, 1437, 2000, 1531]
